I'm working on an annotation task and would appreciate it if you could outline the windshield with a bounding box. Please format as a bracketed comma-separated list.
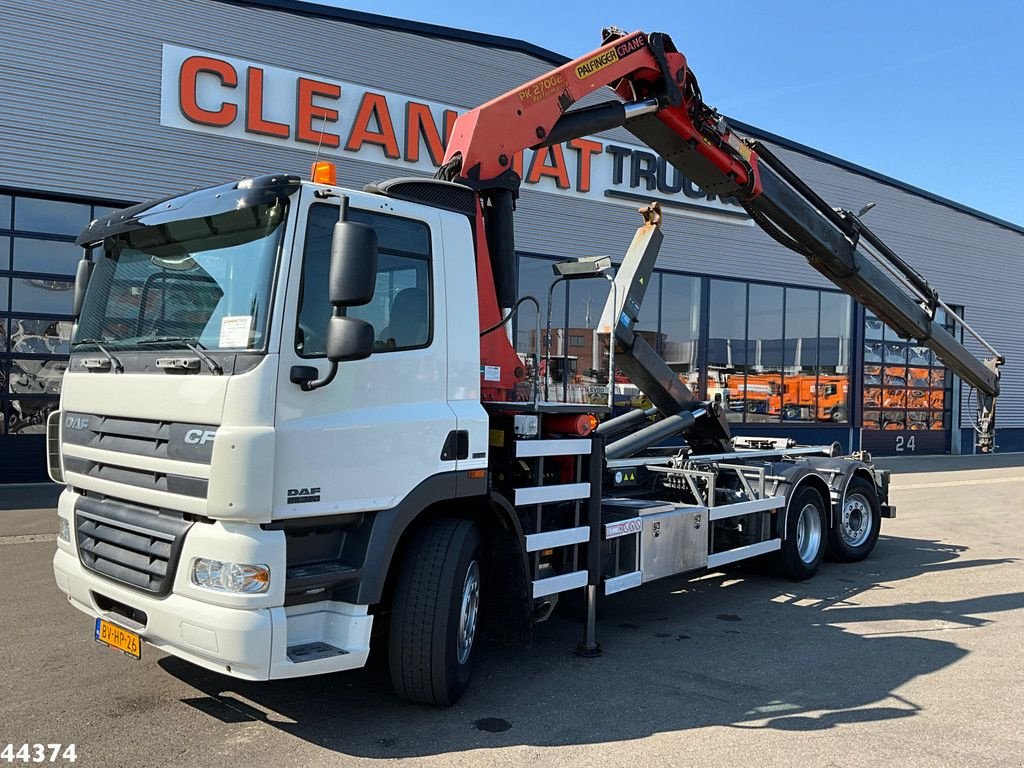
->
[73, 200, 286, 352]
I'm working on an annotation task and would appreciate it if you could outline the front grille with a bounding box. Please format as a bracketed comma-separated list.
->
[63, 456, 208, 498]
[62, 412, 217, 464]
[75, 495, 193, 596]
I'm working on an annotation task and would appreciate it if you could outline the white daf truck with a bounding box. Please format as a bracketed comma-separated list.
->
[50, 27, 1001, 706]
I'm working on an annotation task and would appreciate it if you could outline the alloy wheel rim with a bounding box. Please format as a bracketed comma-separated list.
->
[840, 493, 873, 547]
[457, 561, 480, 665]
[796, 503, 822, 564]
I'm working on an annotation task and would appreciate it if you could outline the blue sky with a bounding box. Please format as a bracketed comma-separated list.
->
[305, 0, 1024, 226]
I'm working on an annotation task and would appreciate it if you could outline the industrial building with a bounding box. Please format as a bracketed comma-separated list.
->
[1, 0, 1020, 481]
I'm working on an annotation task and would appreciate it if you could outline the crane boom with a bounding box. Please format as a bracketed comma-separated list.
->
[440, 27, 1004, 452]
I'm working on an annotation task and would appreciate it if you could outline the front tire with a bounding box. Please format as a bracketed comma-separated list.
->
[775, 486, 827, 580]
[828, 477, 881, 562]
[388, 517, 482, 706]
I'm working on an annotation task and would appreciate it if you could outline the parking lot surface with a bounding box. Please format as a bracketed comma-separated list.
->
[2, 455, 1022, 767]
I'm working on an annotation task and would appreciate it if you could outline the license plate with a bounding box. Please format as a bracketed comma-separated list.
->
[95, 618, 142, 659]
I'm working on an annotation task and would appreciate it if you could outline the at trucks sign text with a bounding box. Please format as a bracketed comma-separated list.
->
[159, 45, 747, 222]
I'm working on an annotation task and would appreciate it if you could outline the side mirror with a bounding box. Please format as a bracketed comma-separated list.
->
[329, 221, 377, 307]
[326, 316, 374, 363]
[72, 258, 94, 319]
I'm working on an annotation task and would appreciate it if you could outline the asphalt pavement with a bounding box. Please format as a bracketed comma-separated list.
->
[2, 457, 1022, 767]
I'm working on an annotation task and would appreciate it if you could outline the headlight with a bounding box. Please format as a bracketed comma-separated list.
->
[57, 517, 71, 543]
[191, 558, 270, 594]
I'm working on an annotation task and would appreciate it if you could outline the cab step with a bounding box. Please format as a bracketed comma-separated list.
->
[286, 641, 349, 663]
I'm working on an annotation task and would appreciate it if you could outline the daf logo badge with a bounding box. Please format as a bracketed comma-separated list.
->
[64, 416, 89, 430]
[184, 429, 216, 445]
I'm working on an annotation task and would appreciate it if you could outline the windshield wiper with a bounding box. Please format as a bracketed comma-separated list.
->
[74, 339, 124, 373]
[132, 336, 224, 376]
[185, 341, 224, 376]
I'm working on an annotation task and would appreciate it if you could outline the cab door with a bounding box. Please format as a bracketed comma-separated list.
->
[273, 190, 457, 518]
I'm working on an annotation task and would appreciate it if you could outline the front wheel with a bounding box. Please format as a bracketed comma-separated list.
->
[388, 518, 482, 706]
[775, 486, 827, 581]
[828, 477, 882, 562]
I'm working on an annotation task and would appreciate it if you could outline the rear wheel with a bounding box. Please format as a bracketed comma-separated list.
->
[775, 486, 827, 580]
[388, 517, 482, 706]
[828, 477, 881, 562]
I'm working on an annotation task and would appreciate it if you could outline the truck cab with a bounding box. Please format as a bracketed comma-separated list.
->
[52, 173, 491, 682]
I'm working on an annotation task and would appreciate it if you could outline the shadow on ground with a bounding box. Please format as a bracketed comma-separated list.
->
[161, 533, 1020, 758]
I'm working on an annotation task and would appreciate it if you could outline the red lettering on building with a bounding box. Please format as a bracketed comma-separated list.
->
[245, 67, 289, 138]
[179, 56, 238, 127]
[296, 78, 341, 148]
[346, 92, 400, 159]
[405, 102, 446, 165]
[568, 138, 603, 193]
[526, 144, 571, 189]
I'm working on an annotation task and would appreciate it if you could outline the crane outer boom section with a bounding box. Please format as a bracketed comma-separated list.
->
[440, 27, 1003, 450]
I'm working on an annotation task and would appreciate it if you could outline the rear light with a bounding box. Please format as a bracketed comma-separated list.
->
[545, 413, 598, 436]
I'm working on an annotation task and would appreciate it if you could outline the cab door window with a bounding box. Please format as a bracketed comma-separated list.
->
[296, 205, 432, 358]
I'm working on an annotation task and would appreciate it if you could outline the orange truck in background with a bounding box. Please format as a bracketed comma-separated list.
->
[725, 373, 848, 422]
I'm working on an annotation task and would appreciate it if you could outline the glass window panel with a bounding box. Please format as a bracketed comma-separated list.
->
[564, 272, 639, 404]
[819, 293, 851, 369]
[0, 194, 11, 230]
[864, 364, 882, 385]
[908, 345, 931, 366]
[0, 277, 8, 313]
[517, 257, 561, 356]
[347, 208, 430, 255]
[707, 280, 746, 422]
[864, 341, 883, 364]
[864, 386, 881, 409]
[8, 398, 57, 435]
[882, 388, 906, 409]
[11, 277, 74, 314]
[782, 288, 818, 422]
[864, 312, 884, 340]
[0, 359, 7, 393]
[14, 198, 91, 236]
[907, 411, 929, 430]
[92, 205, 121, 221]
[0, 235, 9, 270]
[863, 409, 881, 430]
[9, 318, 72, 355]
[296, 205, 431, 356]
[907, 367, 931, 388]
[884, 342, 909, 366]
[12, 237, 80, 275]
[907, 387, 930, 410]
[881, 409, 906, 430]
[746, 284, 783, 423]
[884, 367, 907, 386]
[10, 358, 68, 397]
[661, 273, 701, 397]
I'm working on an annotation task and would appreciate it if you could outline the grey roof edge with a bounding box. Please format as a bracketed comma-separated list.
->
[176, 1, 1024, 237]
[726, 119, 1024, 237]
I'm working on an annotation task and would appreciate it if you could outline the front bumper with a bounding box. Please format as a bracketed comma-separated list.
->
[53, 491, 372, 680]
